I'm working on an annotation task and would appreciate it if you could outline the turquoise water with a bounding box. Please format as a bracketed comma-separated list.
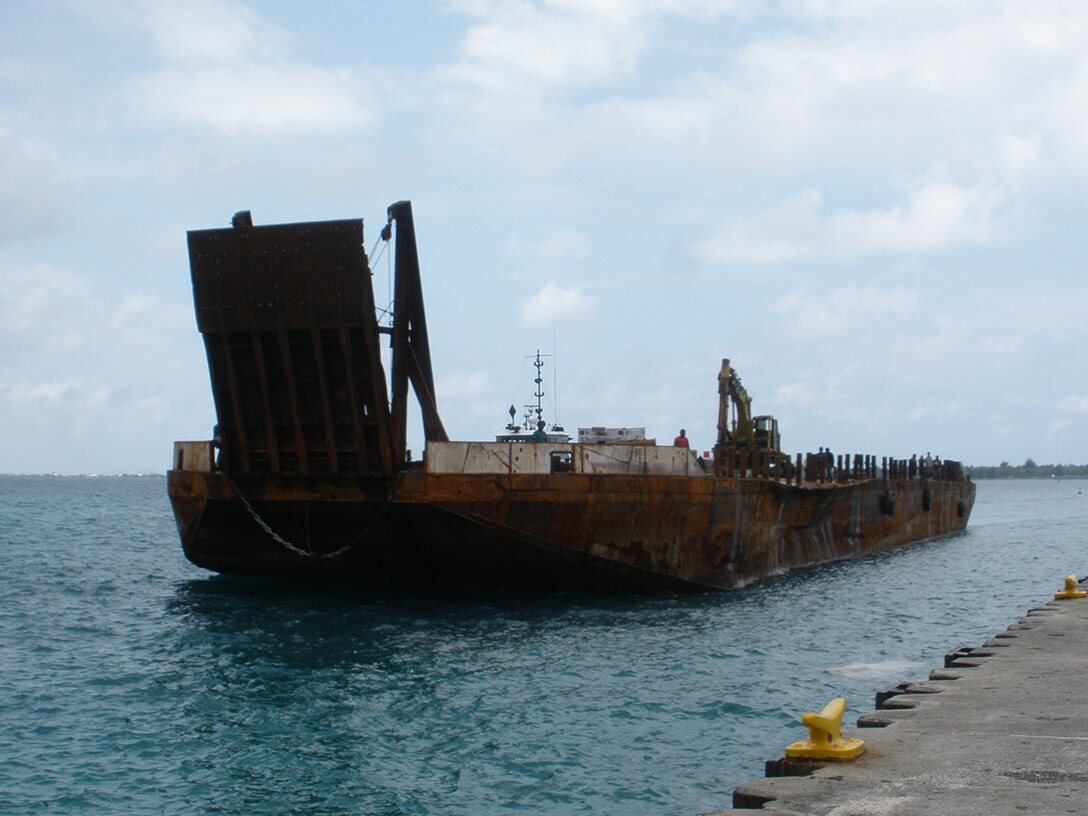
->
[1, 476, 1086, 815]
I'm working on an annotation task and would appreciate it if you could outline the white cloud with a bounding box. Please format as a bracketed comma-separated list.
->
[78, 0, 292, 63]
[429, 1, 1088, 206]
[5, 379, 110, 407]
[0, 132, 78, 243]
[0, 258, 209, 472]
[1048, 395, 1088, 435]
[442, 1, 645, 94]
[508, 229, 589, 259]
[520, 282, 594, 327]
[129, 64, 376, 134]
[141, 1, 290, 63]
[1057, 395, 1088, 414]
[770, 285, 918, 342]
[438, 370, 493, 399]
[906, 402, 962, 425]
[997, 132, 1052, 189]
[0, 261, 192, 365]
[1, 263, 90, 339]
[692, 182, 1000, 264]
[441, 0, 746, 96]
[72, 0, 378, 135]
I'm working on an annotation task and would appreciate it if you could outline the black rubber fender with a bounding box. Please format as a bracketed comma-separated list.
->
[880, 493, 895, 516]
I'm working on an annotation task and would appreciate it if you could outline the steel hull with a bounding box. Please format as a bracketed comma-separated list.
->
[168, 469, 976, 593]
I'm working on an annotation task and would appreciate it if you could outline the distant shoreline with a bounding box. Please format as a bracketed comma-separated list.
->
[968, 475, 1088, 480]
[967, 465, 1088, 479]
[0, 472, 166, 479]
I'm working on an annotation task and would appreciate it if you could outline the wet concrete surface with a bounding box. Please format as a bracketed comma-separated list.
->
[708, 593, 1088, 815]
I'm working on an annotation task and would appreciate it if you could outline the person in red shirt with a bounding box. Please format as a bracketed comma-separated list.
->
[673, 429, 690, 448]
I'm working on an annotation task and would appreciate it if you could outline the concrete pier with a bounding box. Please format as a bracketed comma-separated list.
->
[710, 592, 1088, 815]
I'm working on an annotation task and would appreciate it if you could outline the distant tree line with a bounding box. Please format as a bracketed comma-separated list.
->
[966, 458, 1088, 479]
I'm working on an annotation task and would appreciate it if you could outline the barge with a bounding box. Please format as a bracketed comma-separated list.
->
[167, 202, 975, 592]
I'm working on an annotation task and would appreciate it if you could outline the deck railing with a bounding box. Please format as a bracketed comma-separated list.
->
[718, 447, 969, 485]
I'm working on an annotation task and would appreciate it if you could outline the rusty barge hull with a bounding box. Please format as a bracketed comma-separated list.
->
[168, 468, 974, 592]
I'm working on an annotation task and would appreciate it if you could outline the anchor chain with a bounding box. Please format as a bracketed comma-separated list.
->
[229, 472, 406, 560]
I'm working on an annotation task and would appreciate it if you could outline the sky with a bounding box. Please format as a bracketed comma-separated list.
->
[2, 0, 1087, 474]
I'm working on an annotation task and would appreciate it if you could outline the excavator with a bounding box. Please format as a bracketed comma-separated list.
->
[715, 358, 780, 454]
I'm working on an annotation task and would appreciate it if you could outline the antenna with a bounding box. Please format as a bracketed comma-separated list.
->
[531, 349, 545, 426]
[523, 349, 553, 428]
[552, 313, 560, 427]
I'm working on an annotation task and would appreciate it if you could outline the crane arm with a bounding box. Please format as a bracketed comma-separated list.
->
[716, 358, 755, 449]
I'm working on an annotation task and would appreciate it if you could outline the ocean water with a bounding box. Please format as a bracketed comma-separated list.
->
[1, 476, 1086, 815]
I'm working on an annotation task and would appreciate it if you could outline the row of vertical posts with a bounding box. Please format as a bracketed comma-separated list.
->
[800, 452, 879, 484]
[720, 447, 792, 480]
[716, 449, 962, 484]
[883, 455, 953, 481]
[718, 448, 878, 484]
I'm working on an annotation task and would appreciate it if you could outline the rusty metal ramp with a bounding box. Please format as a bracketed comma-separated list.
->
[187, 216, 395, 478]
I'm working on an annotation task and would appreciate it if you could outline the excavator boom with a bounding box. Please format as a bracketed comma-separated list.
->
[715, 358, 778, 454]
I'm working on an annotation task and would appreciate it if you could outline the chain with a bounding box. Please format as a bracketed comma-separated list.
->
[229, 471, 406, 560]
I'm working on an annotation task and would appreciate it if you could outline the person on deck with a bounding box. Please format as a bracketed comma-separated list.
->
[673, 429, 690, 448]
[531, 421, 548, 442]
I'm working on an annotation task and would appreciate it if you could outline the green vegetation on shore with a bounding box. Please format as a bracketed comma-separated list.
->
[966, 459, 1088, 479]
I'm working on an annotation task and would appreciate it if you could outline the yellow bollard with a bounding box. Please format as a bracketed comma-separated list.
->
[784, 698, 865, 760]
[1055, 574, 1087, 600]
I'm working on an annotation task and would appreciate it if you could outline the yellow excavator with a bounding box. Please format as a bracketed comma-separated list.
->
[715, 358, 780, 453]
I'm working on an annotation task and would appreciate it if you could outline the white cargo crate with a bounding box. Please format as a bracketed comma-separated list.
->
[577, 426, 647, 443]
